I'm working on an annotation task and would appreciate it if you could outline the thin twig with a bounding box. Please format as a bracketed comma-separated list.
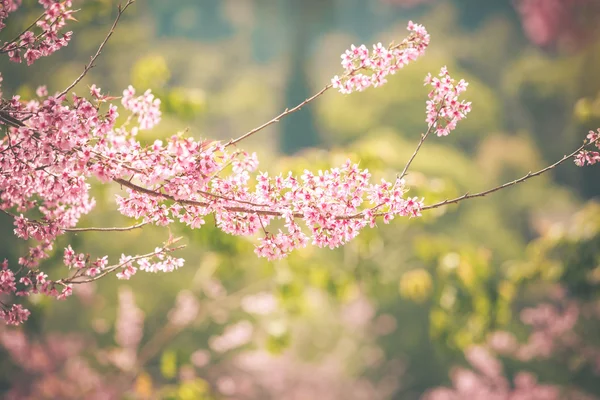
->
[226, 85, 332, 147]
[64, 222, 147, 232]
[420, 140, 594, 211]
[0, 110, 25, 128]
[62, 244, 185, 284]
[57, 0, 135, 99]
[398, 106, 442, 180]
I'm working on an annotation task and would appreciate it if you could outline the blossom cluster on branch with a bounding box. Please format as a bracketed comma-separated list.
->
[331, 21, 430, 93]
[575, 129, 600, 167]
[0, 0, 74, 65]
[0, 1, 597, 326]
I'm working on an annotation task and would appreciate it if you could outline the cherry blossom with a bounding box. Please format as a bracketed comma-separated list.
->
[332, 21, 430, 94]
[424, 66, 472, 137]
[574, 129, 600, 166]
[1, 0, 74, 64]
[0, 0, 597, 326]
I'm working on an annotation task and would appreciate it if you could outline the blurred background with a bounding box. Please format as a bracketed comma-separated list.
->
[1, 0, 600, 398]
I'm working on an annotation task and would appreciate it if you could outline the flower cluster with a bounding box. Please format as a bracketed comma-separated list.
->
[121, 85, 162, 131]
[424, 66, 472, 136]
[0, 0, 20, 31]
[574, 129, 600, 166]
[251, 165, 423, 260]
[514, 0, 600, 48]
[508, 293, 600, 371]
[331, 21, 430, 94]
[1, 0, 74, 65]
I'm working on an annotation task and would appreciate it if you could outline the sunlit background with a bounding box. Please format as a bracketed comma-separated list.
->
[2, 0, 600, 398]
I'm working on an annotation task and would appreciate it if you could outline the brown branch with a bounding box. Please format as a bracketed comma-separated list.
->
[113, 177, 303, 218]
[57, 0, 135, 99]
[226, 84, 332, 147]
[0, 110, 25, 128]
[398, 105, 442, 180]
[420, 141, 593, 211]
[64, 222, 147, 232]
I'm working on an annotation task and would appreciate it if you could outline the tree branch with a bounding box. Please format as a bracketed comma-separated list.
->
[398, 106, 442, 180]
[64, 222, 147, 232]
[61, 242, 185, 285]
[421, 140, 594, 211]
[114, 138, 597, 222]
[113, 177, 304, 218]
[225, 37, 422, 147]
[226, 84, 332, 148]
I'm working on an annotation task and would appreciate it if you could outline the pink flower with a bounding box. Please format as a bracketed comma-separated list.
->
[1, 304, 31, 325]
[424, 66, 471, 136]
[332, 21, 430, 94]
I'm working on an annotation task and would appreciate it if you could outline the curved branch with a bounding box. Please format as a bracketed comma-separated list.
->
[421, 140, 594, 211]
[225, 37, 423, 148]
[113, 177, 303, 218]
[114, 138, 596, 222]
[64, 222, 147, 232]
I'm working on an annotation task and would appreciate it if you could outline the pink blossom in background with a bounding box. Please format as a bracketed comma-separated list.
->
[226, 350, 400, 400]
[425, 290, 600, 400]
[514, 0, 600, 48]
[168, 290, 200, 327]
[241, 292, 278, 315]
[191, 349, 211, 368]
[422, 351, 563, 400]
[383, 0, 600, 49]
[487, 331, 518, 355]
[464, 346, 504, 379]
[115, 287, 144, 351]
[209, 320, 254, 353]
[341, 295, 376, 329]
[0, 327, 117, 399]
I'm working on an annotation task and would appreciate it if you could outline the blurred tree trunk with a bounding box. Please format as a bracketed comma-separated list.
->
[280, 0, 334, 154]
